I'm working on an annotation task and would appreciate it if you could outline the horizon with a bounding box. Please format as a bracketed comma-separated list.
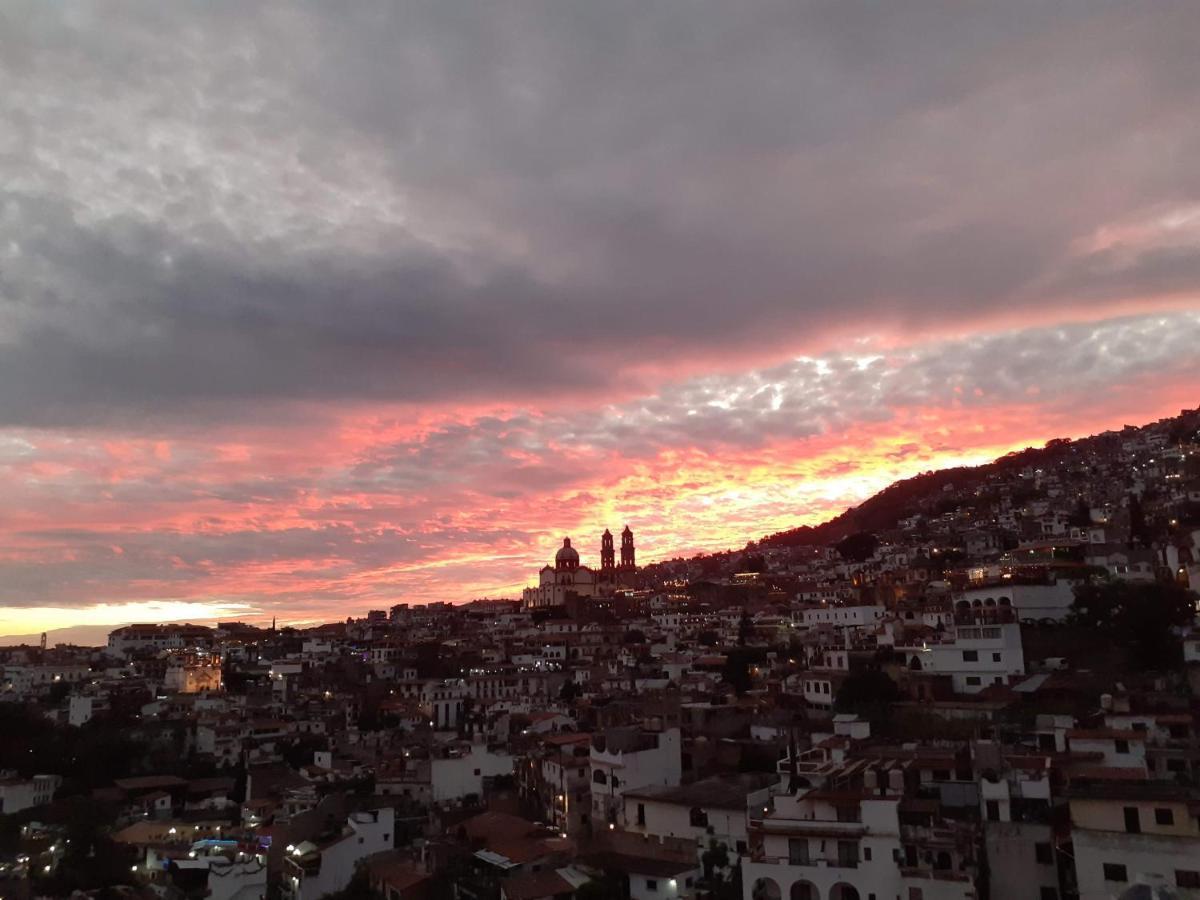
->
[3, 4, 1200, 637]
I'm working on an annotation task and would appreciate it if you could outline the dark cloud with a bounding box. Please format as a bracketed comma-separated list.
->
[1, 2, 1199, 425]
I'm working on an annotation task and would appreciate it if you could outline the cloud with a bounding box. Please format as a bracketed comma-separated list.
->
[3, 3, 1200, 631]
[1, 3, 1199, 426]
[0, 310, 1195, 624]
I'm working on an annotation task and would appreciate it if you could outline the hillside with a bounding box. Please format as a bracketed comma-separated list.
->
[745, 406, 1200, 552]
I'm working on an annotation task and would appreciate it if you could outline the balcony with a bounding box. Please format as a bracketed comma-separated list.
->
[752, 819, 869, 840]
[751, 854, 861, 870]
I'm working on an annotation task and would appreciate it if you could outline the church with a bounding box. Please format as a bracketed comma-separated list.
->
[521, 526, 638, 611]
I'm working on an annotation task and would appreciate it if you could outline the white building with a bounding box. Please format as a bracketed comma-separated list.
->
[2, 664, 91, 698]
[431, 741, 514, 802]
[283, 808, 395, 900]
[900, 622, 1025, 694]
[742, 783, 978, 900]
[591, 725, 682, 828]
[205, 855, 268, 900]
[623, 773, 778, 860]
[796, 606, 886, 629]
[956, 581, 1076, 623]
[0, 773, 61, 814]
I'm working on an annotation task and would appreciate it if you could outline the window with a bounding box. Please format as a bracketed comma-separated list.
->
[992, 653, 1002, 662]
[1178, 871, 1200, 889]
[593, 770, 607, 785]
[863, 847, 872, 861]
[1040, 888, 1058, 900]
[962, 650, 979, 662]
[1115, 739, 1130, 754]
[736, 840, 747, 855]
[1103, 863, 1128, 882]
[1035, 843, 1053, 865]
[473, 768, 481, 776]
[986, 800, 1000, 822]
[837, 840, 859, 867]
[1123, 806, 1141, 834]
[908, 889, 924, 900]
[789, 838, 810, 865]
[690, 807, 708, 828]
[646, 878, 657, 891]
[966, 676, 982, 686]
[637, 803, 645, 826]
[1155, 807, 1175, 826]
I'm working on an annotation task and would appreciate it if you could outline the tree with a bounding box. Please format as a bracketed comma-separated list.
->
[737, 610, 753, 646]
[319, 865, 379, 900]
[834, 669, 902, 728]
[576, 872, 626, 900]
[1068, 580, 1197, 671]
[559, 680, 582, 703]
[741, 554, 767, 573]
[1128, 493, 1149, 546]
[835, 531, 879, 563]
[722, 647, 766, 695]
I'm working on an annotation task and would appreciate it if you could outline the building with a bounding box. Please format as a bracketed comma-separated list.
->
[974, 745, 1059, 900]
[107, 624, 212, 657]
[591, 723, 682, 828]
[623, 773, 778, 860]
[164, 650, 224, 694]
[742, 777, 979, 900]
[522, 528, 639, 612]
[1068, 782, 1200, 900]
[283, 808, 396, 900]
[899, 620, 1026, 695]
[0, 772, 61, 814]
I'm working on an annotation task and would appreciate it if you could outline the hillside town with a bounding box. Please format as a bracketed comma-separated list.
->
[3, 408, 1200, 900]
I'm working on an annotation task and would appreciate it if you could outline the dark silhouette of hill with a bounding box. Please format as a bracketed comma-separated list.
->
[751, 407, 1200, 550]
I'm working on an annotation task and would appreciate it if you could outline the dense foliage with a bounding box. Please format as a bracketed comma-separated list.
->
[1068, 580, 1198, 671]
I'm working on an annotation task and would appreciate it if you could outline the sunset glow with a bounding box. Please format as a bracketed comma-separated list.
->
[2, 310, 1197, 638]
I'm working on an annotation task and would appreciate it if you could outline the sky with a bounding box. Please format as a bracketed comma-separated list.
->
[1, 1, 1199, 639]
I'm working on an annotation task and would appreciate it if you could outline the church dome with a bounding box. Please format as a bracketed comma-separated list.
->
[555, 538, 580, 568]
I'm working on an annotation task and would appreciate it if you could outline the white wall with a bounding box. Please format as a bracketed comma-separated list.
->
[431, 744, 514, 802]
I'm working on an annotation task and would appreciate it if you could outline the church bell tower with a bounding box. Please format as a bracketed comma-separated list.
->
[620, 525, 635, 569]
[600, 529, 615, 571]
